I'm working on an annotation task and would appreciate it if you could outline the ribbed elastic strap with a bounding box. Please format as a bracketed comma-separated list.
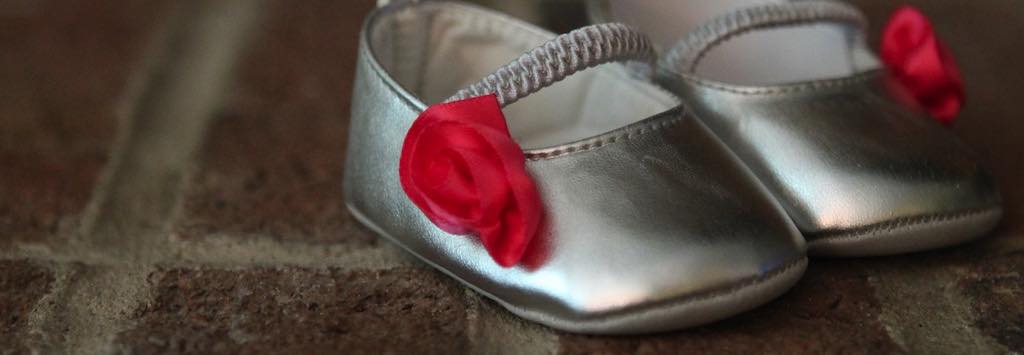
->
[660, 1, 867, 75]
[448, 23, 654, 107]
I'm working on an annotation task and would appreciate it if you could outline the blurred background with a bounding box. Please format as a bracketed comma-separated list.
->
[1, 0, 1022, 353]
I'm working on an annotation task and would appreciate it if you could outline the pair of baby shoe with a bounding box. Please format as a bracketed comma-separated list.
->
[343, 0, 1002, 334]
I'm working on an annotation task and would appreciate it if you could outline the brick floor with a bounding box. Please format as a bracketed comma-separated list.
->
[0, 0, 166, 244]
[1, 0, 1023, 354]
[115, 267, 470, 354]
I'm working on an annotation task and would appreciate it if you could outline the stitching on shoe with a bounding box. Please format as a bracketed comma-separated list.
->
[667, 69, 882, 96]
[808, 207, 1001, 243]
[546, 255, 809, 325]
[523, 111, 684, 161]
[532, 255, 811, 327]
[347, 202, 809, 331]
[642, 255, 807, 309]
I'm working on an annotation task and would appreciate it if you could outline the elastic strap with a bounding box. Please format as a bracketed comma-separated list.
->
[448, 23, 654, 107]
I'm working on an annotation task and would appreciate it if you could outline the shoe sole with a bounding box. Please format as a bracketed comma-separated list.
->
[347, 203, 808, 334]
[806, 206, 1002, 257]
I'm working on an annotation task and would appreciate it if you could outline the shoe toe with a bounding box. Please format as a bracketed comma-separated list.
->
[509, 111, 806, 333]
[804, 138, 1003, 256]
[661, 72, 1003, 257]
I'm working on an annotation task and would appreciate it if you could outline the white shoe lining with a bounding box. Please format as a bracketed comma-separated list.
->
[605, 0, 881, 85]
[368, 3, 678, 149]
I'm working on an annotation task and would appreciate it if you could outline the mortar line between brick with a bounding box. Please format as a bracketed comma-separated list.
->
[19, 1, 268, 353]
[17, 2, 184, 351]
[75, 0, 265, 259]
[462, 287, 559, 355]
[21, 260, 71, 353]
[3, 237, 416, 270]
[166, 236, 416, 269]
[870, 261, 1009, 354]
[465, 287, 482, 344]
[70, 4, 179, 252]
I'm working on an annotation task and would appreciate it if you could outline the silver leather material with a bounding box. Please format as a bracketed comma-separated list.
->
[344, 2, 806, 334]
[655, 70, 1002, 256]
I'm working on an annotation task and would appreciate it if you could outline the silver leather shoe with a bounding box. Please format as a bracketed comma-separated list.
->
[594, 1, 1002, 256]
[345, 1, 805, 334]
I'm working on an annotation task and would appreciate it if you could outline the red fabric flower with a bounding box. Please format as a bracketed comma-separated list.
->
[399, 94, 542, 267]
[881, 5, 964, 125]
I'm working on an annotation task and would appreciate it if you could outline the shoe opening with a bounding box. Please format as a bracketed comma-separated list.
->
[366, 2, 678, 149]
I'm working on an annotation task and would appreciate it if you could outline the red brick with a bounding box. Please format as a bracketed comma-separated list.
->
[559, 261, 902, 354]
[174, 0, 378, 244]
[0, 0, 166, 243]
[115, 267, 470, 354]
[0, 260, 54, 352]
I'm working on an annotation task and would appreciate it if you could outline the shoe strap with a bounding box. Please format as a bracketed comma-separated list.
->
[660, 1, 867, 75]
[447, 23, 654, 107]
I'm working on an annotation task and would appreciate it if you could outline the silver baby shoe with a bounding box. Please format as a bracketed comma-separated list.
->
[594, 0, 1002, 256]
[344, 1, 806, 334]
